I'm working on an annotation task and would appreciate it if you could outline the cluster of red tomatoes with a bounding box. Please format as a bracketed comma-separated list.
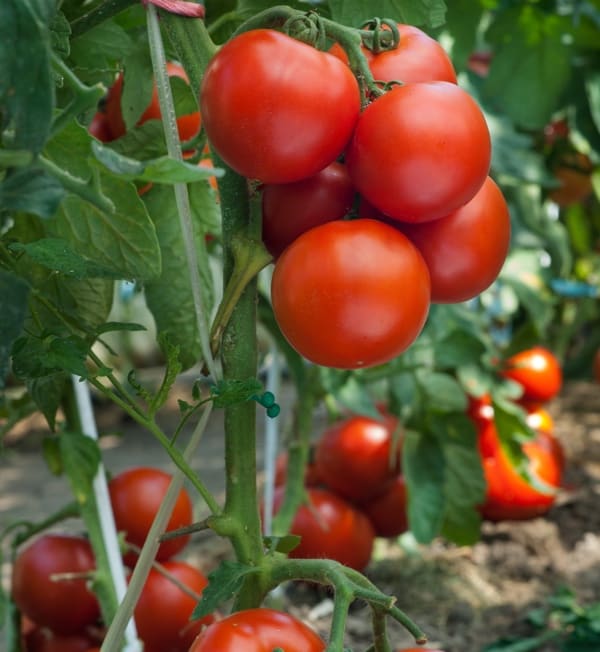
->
[199, 24, 511, 370]
[470, 346, 565, 521]
[12, 467, 212, 652]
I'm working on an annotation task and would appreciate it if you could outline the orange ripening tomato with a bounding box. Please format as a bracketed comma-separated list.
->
[501, 346, 562, 404]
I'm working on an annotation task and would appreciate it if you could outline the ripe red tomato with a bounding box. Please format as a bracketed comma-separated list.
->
[12, 534, 99, 636]
[330, 23, 457, 84]
[135, 560, 213, 652]
[271, 219, 431, 369]
[104, 62, 201, 141]
[274, 450, 322, 488]
[108, 467, 193, 564]
[466, 393, 494, 432]
[87, 111, 112, 142]
[363, 474, 408, 538]
[346, 82, 491, 223]
[525, 404, 554, 435]
[188, 608, 325, 652]
[271, 487, 375, 571]
[314, 412, 401, 503]
[200, 29, 360, 183]
[398, 177, 510, 303]
[261, 161, 355, 259]
[23, 628, 96, 652]
[479, 421, 562, 521]
[501, 346, 562, 404]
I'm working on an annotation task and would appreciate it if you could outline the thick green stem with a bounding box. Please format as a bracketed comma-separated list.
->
[70, 0, 139, 38]
[371, 608, 393, 652]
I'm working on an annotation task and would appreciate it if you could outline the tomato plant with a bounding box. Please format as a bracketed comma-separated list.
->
[104, 62, 201, 142]
[271, 486, 375, 571]
[108, 467, 193, 564]
[398, 176, 511, 303]
[134, 560, 213, 652]
[200, 29, 360, 183]
[501, 346, 563, 404]
[346, 82, 491, 223]
[11, 535, 99, 636]
[188, 608, 325, 651]
[261, 161, 355, 259]
[271, 218, 431, 369]
[313, 412, 401, 502]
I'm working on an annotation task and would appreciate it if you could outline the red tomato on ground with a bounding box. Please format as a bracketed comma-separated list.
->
[23, 628, 96, 652]
[330, 23, 456, 84]
[135, 560, 213, 652]
[363, 474, 408, 538]
[398, 176, 510, 303]
[271, 219, 431, 369]
[501, 346, 562, 404]
[108, 467, 193, 564]
[104, 62, 201, 141]
[261, 161, 355, 259]
[346, 82, 491, 223]
[12, 535, 99, 636]
[271, 487, 375, 571]
[314, 412, 401, 503]
[200, 29, 360, 183]
[188, 608, 325, 652]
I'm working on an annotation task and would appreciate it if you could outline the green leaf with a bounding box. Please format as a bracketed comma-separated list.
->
[69, 20, 133, 71]
[456, 362, 496, 398]
[44, 117, 95, 181]
[263, 534, 301, 554]
[51, 172, 161, 281]
[0, 168, 64, 219]
[0, 271, 30, 388]
[106, 121, 168, 160]
[435, 330, 487, 369]
[0, 0, 55, 152]
[328, 0, 447, 29]
[59, 429, 101, 504]
[27, 372, 68, 431]
[438, 0, 482, 71]
[403, 429, 445, 543]
[333, 376, 384, 420]
[417, 371, 467, 413]
[210, 378, 263, 408]
[50, 10, 70, 57]
[96, 321, 146, 335]
[11, 333, 90, 379]
[120, 43, 155, 131]
[10, 238, 128, 279]
[192, 561, 258, 620]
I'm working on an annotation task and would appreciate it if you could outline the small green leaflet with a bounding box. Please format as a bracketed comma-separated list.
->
[0, 271, 29, 388]
[327, 0, 447, 28]
[210, 379, 263, 408]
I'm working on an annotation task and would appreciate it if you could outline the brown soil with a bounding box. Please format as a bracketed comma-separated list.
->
[1, 380, 599, 652]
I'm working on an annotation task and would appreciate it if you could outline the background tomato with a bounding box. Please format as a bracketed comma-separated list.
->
[23, 628, 96, 652]
[200, 29, 360, 183]
[346, 82, 491, 223]
[363, 474, 408, 538]
[398, 176, 510, 303]
[271, 219, 431, 369]
[548, 152, 594, 206]
[12, 534, 99, 636]
[314, 412, 401, 502]
[104, 62, 201, 142]
[501, 346, 563, 403]
[261, 161, 355, 259]
[188, 608, 325, 652]
[108, 467, 193, 564]
[271, 487, 375, 571]
[134, 560, 213, 652]
[87, 112, 112, 142]
[274, 449, 322, 488]
[330, 23, 456, 84]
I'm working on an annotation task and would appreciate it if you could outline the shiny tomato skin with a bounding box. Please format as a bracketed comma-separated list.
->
[188, 608, 325, 652]
[200, 29, 361, 183]
[261, 161, 355, 259]
[330, 23, 457, 84]
[12, 535, 99, 636]
[466, 393, 494, 432]
[271, 219, 431, 369]
[108, 467, 193, 564]
[525, 404, 554, 435]
[135, 561, 213, 652]
[363, 474, 408, 538]
[346, 82, 491, 223]
[398, 177, 510, 303]
[501, 346, 562, 404]
[272, 487, 375, 571]
[23, 628, 96, 652]
[314, 413, 401, 503]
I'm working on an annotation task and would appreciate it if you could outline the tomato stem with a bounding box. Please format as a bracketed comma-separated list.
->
[70, 0, 139, 37]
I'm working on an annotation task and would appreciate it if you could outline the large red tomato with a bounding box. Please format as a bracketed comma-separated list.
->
[479, 421, 562, 521]
[271, 487, 375, 571]
[398, 177, 510, 303]
[501, 346, 562, 403]
[135, 560, 213, 652]
[330, 23, 456, 84]
[12, 535, 99, 636]
[188, 608, 325, 652]
[271, 219, 431, 369]
[200, 29, 360, 183]
[104, 62, 201, 141]
[314, 412, 401, 503]
[261, 161, 355, 259]
[108, 467, 193, 564]
[363, 474, 408, 538]
[346, 82, 491, 223]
